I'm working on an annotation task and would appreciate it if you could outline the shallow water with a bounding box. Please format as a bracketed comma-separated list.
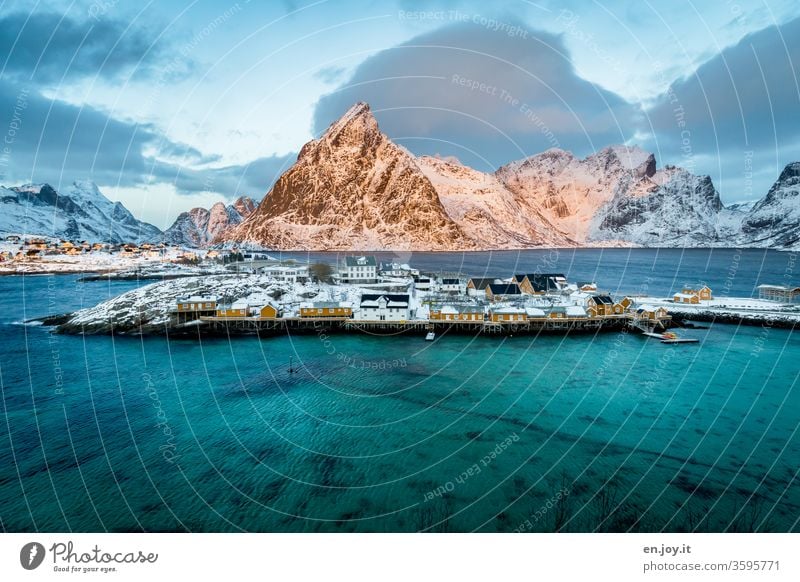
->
[0, 250, 798, 532]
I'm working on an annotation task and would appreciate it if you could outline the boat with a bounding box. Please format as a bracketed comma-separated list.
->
[642, 330, 699, 344]
[425, 331, 436, 341]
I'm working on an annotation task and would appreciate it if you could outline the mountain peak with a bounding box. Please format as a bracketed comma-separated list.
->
[315, 101, 380, 150]
[228, 101, 472, 250]
[776, 161, 800, 185]
[591, 145, 656, 177]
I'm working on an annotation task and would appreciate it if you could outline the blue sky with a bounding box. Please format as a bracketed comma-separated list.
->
[0, 0, 798, 228]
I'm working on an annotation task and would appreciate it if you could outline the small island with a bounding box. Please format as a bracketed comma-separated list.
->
[42, 254, 800, 337]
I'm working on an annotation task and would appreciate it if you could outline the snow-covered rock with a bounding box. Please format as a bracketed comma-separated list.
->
[740, 162, 800, 248]
[590, 165, 728, 246]
[163, 196, 256, 247]
[228, 102, 473, 250]
[219, 102, 800, 251]
[417, 155, 571, 247]
[0, 181, 162, 243]
[495, 146, 657, 243]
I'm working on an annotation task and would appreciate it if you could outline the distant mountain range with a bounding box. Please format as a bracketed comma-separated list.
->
[2, 103, 798, 250]
[228, 102, 799, 250]
[162, 196, 256, 247]
[0, 180, 161, 243]
[0, 180, 257, 247]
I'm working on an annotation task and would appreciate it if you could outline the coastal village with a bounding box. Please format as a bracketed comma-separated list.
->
[6, 235, 797, 335]
[0, 234, 208, 275]
[172, 254, 689, 335]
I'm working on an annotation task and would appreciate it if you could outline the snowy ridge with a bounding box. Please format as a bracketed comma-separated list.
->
[226, 103, 800, 250]
[0, 181, 162, 243]
[163, 196, 257, 247]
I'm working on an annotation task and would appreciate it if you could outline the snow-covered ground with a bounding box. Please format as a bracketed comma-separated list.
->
[633, 296, 800, 325]
[0, 239, 215, 275]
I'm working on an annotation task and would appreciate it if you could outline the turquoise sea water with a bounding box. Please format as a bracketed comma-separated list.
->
[0, 250, 798, 532]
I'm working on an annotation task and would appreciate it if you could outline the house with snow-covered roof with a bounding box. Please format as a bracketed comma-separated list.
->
[216, 299, 250, 318]
[680, 284, 713, 301]
[429, 304, 484, 321]
[341, 256, 378, 284]
[299, 301, 353, 318]
[357, 294, 410, 321]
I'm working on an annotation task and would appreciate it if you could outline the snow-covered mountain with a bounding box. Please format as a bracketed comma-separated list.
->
[739, 162, 800, 248]
[0, 180, 161, 243]
[163, 196, 256, 247]
[417, 155, 571, 247]
[223, 102, 798, 251]
[495, 147, 738, 246]
[230, 102, 471, 250]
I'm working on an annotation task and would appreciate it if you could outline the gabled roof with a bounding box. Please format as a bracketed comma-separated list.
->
[519, 273, 568, 292]
[673, 293, 697, 299]
[467, 277, 498, 290]
[345, 255, 377, 267]
[360, 293, 409, 307]
[589, 294, 614, 304]
[487, 283, 521, 295]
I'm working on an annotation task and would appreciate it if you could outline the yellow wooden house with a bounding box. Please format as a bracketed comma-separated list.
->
[673, 293, 700, 304]
[299, 302, 353, 318]
[259, 303, 279, 319]
[635, 305, 669, 321]
[216, 300, 250, 318]
[681, 284, 712, 301]
[177, 296, 218, 313]
[429, 304, 484, 321]
[586, 295, 615, 316]
[490, 306, 527, 322]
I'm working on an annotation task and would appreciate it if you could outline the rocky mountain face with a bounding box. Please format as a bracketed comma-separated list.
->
[163, 196, 256, 247]
[0, 180, 161, 243]
[226, 102, 797, 251]
[739, 162, 800, 248]
[229, 102, 473, 250]
[417, 155, 571, 247]
[495, 146, 735, 246]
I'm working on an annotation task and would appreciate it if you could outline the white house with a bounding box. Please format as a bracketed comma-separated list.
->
[439, 277, 463, 294]
[341, 256, 378, 284]
[380, 262, 419, 278]
[356, 294, 410, 321]
[414, 276, 432, 291]
[257, 263, 309, 283]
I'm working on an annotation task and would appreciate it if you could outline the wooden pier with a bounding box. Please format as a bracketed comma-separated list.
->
[185, 313, 668, 337]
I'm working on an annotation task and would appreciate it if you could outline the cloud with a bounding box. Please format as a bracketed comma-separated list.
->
[0, 11, 166, 84]
[643, 17, 800, 201]
[313, 65, 348, 84]
[0, 78, 295, 198]
[313, 20, 644, 170]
